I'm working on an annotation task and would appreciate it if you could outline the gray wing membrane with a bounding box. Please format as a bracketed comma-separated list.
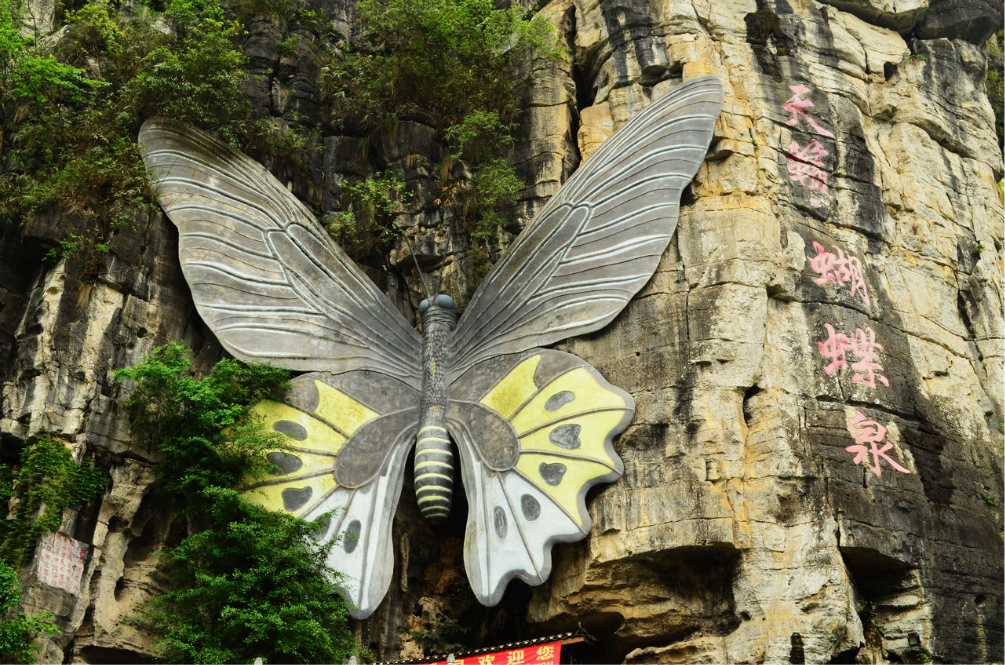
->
[449, 76, 724, 375]
[139, 119, 422, 387]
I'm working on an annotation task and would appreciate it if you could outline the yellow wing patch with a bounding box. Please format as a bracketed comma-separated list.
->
[314, 380, 379, 435]
[515, 453, 615, 527]
[240, 379, 378, 518]
[516, 410, 626, 466]
[477, 354, 629, 528]
[479, 355, 542, 420]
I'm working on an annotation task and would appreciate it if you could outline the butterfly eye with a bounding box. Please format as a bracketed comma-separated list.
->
[418, 299, 430, 315]
[434, 294, 455, 309]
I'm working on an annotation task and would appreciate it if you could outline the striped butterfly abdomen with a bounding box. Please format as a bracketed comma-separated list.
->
[414, 421, 454, 523]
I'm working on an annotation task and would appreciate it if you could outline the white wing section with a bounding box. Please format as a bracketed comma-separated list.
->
[305, 442, 411, 619]
[455, 458, 584, 605]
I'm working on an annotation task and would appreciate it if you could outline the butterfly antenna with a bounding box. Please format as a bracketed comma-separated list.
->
[433, 253, 449, 296]
[400, 231, 431, 300]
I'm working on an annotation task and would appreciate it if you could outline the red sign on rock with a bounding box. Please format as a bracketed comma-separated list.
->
[36, 533, 88, 595]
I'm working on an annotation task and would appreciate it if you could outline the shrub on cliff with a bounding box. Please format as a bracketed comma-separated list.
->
[0, 563, 59, 664]
[117, 343, 362, 664]
[0, 0, 249, 270]
[321, 0, 561, 268]
[323, 0, 558, 133]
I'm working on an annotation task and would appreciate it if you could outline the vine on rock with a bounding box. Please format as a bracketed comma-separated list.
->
[0, 438, 106, 568]
[0, 438, 103, 664]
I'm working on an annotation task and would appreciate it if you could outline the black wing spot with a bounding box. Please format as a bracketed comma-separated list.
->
[268, 451, 304, 475]
[273, 420, 308, 440]
[282, 486, 313, 511]
[493, 507, 508, 539]
[539, 462, 567, 486]
[549, 424, 582, 450]
[520, 494, 541, 521]
[314, 515, 332, 538]
[545, 390, 575, 411]
[344, 519, 362, 554]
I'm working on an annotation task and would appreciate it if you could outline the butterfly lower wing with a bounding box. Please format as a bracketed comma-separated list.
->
[448, 350, 633, 605]
[240, 371, 418, 619]
[449, 76, 723, 375]
[139, 119, 422, 387]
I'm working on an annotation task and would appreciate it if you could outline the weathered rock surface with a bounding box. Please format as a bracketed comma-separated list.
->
[1, 0, 1001, 663]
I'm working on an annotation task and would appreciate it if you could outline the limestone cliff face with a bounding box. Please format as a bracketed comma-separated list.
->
[1, 0, 1002, 663]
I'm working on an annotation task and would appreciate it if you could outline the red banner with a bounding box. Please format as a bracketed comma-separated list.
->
[427, 641, 561, 665]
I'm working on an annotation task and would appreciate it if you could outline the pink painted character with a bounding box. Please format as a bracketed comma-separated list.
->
[817, 323, 851, 375]
[806, 242, 871, 305]
[787, 140, 833, 207]
[845, 410, 910, 477]
[782, 85, 836, 138]
[807, 242, 838, 284]
[848, 326, 889, 388]
[833, 251, 870, 306]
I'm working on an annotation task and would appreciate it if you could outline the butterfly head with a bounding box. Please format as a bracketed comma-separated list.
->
[418, 294, 456, 329]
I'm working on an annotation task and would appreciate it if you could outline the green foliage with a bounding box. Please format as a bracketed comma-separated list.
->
[406, 617, 469, 657]
[245, 118, 322, 170]
[0, 438, 106, 568]
[988, 30, 1004, 150]
[322, 0, 560, 267]
[131, 487, 359, 664]
[114, 342, 291, 498]
[325, 171, 409, 259]
[323, 0, 559, 133]
[0, 562, 60, 664]
[442, 109, 514, 165]
[0, 7, 94, 105]
[118, 345, 362, 663]
[0, 0, 250, 265]
[231, 0, 324, 31]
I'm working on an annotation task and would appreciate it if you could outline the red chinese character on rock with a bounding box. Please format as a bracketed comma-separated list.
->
[787, 140, 833, 207]
[782, 84, 836, 138]
[848, 326, 889, 388]
[845, 410, 910, 477]
[817, 323, 851, 375]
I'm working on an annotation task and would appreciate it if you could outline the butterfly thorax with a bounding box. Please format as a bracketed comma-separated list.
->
[418, 303, 455, 418]
[414, 301, 457, 523]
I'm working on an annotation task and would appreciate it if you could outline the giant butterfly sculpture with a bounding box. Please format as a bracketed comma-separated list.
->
[138, 75, 723, 618]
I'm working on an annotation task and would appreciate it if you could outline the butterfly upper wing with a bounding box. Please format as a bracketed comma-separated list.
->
[448, 76, 724, 375]
[138, 119, 422, 387]
[240, 370, 419, 618]
[447, 349, 633, 605]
